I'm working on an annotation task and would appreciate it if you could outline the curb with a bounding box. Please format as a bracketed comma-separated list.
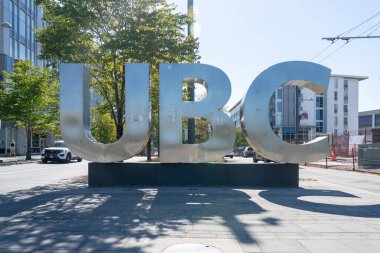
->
[0, 159, 39, 167]
[303, 164, 380, 175]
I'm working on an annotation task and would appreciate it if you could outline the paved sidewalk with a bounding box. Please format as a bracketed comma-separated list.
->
[305, 157, 380, 174]
[0, 175, 380, 252]
[0, 155, 40, 166]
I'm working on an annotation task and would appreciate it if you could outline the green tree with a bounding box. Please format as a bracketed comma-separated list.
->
[91, 105, 117, 144]
[0, 60, 59, 160]
[234, 128, 248, 148]
[36, 0, 199, 160]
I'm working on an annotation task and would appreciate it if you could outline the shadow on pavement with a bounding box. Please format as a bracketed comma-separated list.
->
[259, 188, 380, 218]
[0, 179, 276, 252]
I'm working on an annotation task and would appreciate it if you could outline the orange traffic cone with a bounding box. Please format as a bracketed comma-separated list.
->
[331, 150, 336, 161]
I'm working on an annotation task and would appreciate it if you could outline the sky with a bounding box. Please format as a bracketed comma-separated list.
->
[169, 0, 380, 112]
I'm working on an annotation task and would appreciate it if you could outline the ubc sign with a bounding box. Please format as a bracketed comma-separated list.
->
[60, 61, 331, 164]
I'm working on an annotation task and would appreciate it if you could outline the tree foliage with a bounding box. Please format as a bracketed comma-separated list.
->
[36, 0, 199, 151]
[234, 128, 248, 148]
[0, 60, 59, 159]
[90, 105, 117, 144]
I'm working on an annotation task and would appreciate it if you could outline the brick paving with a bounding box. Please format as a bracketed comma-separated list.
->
[0, 174, 380, 253]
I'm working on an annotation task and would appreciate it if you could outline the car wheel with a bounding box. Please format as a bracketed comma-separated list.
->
[66, 153, 71, 163]
[41, 159, 47, 164]
[77, 158, 82, 162]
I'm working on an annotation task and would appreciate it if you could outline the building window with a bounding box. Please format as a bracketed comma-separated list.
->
[334, 91, 338, 101]
[9, 1, 14, 30]
[13, 6, 18, 34]
[20, 9, 27, 39]
[359, 115, 372, 128]
[19, 43, 26, 60]
[334, 129, 338, 135]
[334, 78, 338, 89]
[344, 105, 348, 116]
[344, 92, 348, 104]
[31, 50, 35, 64]
[344, 80, 348, 91]
[298, 93, 303, 101]
[27, 16, 32, 42]
[31, 18, 35, 42]
[9, 37, 14, 58]
[316, 96, 323, 108]
[316, 122, 323, 133]
[334, 117, 338, 127]
[375, 114, 380, 127]
[277, 101, 282, 113]
[276, 115, 282, 126]
[316, 109, 323, 120]
[344, 117, 348, 129]
[19, 0, 27, 9]
[277, 88, 283, 99]
[15, 42, 19, 58]
[334, 104, 338, 114]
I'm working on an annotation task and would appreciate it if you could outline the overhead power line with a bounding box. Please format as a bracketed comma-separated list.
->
[315, 11, 380, 62]
[322, 35, 380, 42]
[338, 11, 380, 37]
[310, 41, 335, 61]
[318, 42, 351, 63]
[358, 22, 380, 36]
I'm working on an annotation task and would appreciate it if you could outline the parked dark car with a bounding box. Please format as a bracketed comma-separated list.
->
[243, 147, 254, 157]
[225, 148, 235, 158]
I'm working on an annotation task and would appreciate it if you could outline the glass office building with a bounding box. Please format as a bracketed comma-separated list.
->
[0, 0, 50, 155]
[1, 0, 43, 77]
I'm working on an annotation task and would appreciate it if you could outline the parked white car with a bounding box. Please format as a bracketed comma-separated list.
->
[41, 140, 82, 163]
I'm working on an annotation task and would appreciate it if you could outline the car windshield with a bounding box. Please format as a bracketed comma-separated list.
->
[53, 142, 66, 148]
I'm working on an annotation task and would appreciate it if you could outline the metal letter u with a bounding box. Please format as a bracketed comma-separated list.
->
[59, 64, 150, 163]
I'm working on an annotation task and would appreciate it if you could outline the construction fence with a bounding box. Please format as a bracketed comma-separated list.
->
[304, 131, 380, 171]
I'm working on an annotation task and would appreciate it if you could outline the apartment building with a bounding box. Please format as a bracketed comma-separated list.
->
[229, 74, 367, 143]
[359, 109, 380, 143]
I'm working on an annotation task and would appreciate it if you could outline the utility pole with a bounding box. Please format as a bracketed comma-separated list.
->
[187, 0, 196, 144]
[322, 35, 380, 42]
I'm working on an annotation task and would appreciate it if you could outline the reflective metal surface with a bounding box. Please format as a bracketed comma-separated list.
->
[159, 64, 236, 163]
[241, 61, 331, 163]
[60, 64, 150, 163]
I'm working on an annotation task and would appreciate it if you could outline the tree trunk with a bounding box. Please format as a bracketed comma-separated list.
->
[116, 120, 123, 140]
[147, 137, 152, 162]
[157, 127, 160, 157]
[26, 127, 32, 160]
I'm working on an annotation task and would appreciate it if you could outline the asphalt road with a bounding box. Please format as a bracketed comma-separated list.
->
[0, 160, 87, 195]
[0, 156, 379, 195]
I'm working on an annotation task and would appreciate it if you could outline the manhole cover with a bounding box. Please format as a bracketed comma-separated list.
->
[163, 243, 222, 253]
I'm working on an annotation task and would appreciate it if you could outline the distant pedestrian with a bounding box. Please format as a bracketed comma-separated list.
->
[10, 139, 16, 157]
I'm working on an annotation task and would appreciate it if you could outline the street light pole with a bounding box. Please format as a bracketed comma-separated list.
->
[187, 0, 196, 144]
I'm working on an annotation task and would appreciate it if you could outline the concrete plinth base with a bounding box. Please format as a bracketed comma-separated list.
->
[88, 162, 299, 187]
